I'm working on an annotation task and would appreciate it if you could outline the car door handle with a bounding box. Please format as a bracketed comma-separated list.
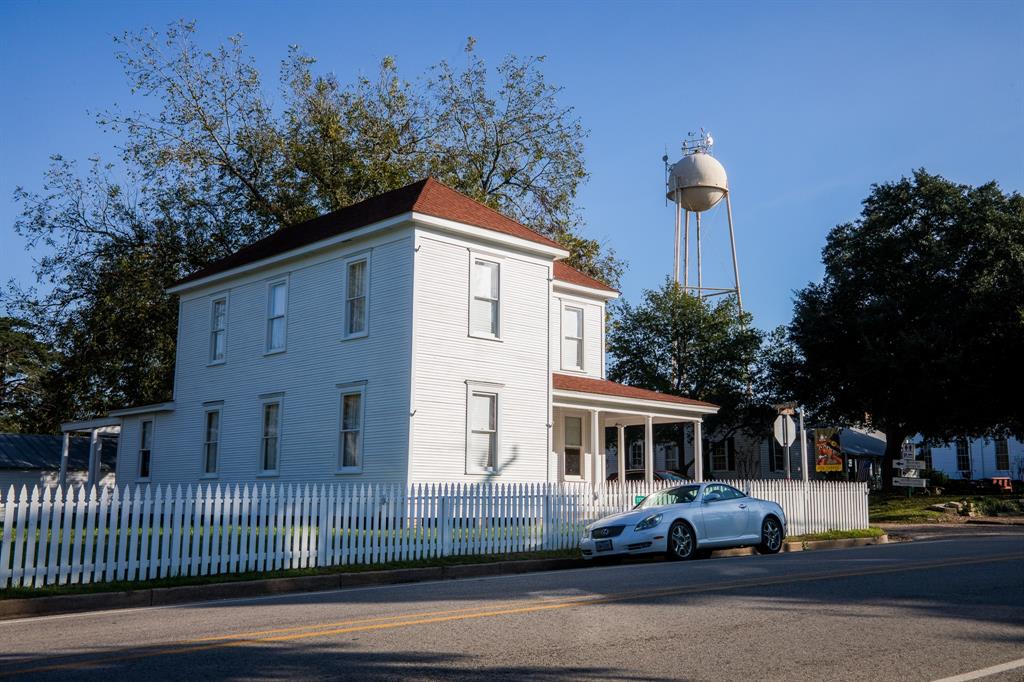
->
[738, 503, 747, 509]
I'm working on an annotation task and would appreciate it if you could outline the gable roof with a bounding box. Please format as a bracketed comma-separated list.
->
[552, 261, 618, 293]
[173, 178, 566, 288]
[0, 433, 117, 472]
[552, 373, 719, 409]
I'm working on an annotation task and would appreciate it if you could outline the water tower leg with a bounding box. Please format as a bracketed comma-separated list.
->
[725, 193, 743, 313]
[683, 211, 690, 292]
[696, 212, 703, 297]
[673, 201, 681, 285]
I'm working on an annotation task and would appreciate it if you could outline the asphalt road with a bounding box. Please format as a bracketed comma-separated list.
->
[1, 527, 1022, 681]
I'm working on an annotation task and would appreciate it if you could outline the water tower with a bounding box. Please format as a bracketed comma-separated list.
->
[664, 130, 743, 312]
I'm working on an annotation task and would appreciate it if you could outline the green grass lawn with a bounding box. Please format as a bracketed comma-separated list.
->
[786, 527, 886, 542]
[0, 548, 581, 601]
[869, 493, 1023, 524]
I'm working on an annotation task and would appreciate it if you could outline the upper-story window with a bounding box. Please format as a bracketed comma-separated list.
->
[561, 305, 584, 371]
[470, 259, 500, 339]
[344, 255, 369, 339]
[209, 297, 227, 363]
[266, 280, 287, 353]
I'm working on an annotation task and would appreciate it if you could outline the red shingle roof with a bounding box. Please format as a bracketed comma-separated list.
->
[173, 178, 565, 287]
[552, 261, 618, 293]
[552, 373, 719, 409]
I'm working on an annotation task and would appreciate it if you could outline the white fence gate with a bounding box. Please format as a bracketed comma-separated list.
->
[0, 479, 868, 590]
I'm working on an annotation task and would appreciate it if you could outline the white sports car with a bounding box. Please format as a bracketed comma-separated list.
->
[580, 482, 787, 560]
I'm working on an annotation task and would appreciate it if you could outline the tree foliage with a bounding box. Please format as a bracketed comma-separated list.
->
[0, 317, 56, 432]
[607, 281, 767, 445]
[6, 21, 620, 426]
[773, 170, 1024, 489]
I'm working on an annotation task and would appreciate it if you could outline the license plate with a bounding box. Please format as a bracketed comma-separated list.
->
[595, 540, 612, 552]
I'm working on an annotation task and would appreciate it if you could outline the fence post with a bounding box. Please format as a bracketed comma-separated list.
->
[440, 491, 453, 557]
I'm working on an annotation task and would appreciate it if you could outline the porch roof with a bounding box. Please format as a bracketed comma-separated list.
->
[552, 374, 718, 410]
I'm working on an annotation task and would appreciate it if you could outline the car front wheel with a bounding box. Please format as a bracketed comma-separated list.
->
[757, 516, 783, 554]
[667, 521, 697, 561]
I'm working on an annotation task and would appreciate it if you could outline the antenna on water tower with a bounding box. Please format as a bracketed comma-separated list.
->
[665, 129, 743, 313]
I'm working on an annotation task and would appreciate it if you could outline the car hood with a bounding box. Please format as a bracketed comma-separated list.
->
[590, 504, 685, 529]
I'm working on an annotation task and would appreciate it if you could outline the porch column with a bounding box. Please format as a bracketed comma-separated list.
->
[616, 424, 626, 484]
[644, 416, 654, 485]
[87, 428, 100, 489]
[58, 431, 70, 489]
[589, 410, 601, 489]
[694, 420, 704, 482]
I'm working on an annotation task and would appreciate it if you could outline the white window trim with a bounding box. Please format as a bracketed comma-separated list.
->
[258, 397, 283, 476]
[467, 253, 503, 342]
[561, 411, 586, 481]
[342, 252, 371, 340]
[465, 380, 504, 475]
[336, 383, 367, 474]
[561, 303, 585, 372]
[265, 277, 289, 355]
[208, 294, 228, 366]
[138, 418, 154, 482]
[202, 407, 222, 479]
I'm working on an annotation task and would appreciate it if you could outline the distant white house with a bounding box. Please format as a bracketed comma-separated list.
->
[63, 179, 718, 489]
[916, 436, 1023, 481]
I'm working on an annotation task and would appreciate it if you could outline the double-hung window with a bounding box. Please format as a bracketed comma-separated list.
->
[995, 438, 1009, 471]
[564, 415, 583, 478]
[266, 280, 287, 353]
[260, 400, 281, 474]
[466, 384, 500, 473]
[339, 387, 364, 471]
[138, 420, 153, 480]
[203, 409, 220, 476]
[956, 439, 971, 474]
[344, 256, 369, 338]
[210, 297, 227, 363]
[562, 306, 584, 371]
[470, 259, 500, 338]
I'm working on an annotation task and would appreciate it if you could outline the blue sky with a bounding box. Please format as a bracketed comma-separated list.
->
[1, 0, 1021, 330]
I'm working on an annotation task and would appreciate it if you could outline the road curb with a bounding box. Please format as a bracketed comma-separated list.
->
[712, 534, 889, 557]
[0, 557, 582, 621]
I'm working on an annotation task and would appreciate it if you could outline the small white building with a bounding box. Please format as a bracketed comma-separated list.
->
[917, 436, 1023, 481]
[67, 179, 718, 489]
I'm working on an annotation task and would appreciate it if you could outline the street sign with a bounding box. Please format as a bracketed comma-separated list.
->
[893, 459, 926, 470]
[893, 477, 928, 488]
[773, 414, 796, 447]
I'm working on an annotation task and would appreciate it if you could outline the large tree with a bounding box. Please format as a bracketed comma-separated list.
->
[777, 170, 1024, 491]
[607, 280, 767, 475]
[0, 317, 56, 432]
[6, 22, 620, 425]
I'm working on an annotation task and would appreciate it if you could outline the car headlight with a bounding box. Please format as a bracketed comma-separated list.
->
[634, 514, 662, 531]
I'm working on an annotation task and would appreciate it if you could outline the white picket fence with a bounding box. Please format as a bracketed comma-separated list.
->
[0, 479, 867, 590]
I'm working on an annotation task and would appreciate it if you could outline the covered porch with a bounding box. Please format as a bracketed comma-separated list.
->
[550, 374, 719, 486]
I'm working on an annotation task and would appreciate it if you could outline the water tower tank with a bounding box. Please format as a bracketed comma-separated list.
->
[666, 151, 728, 212]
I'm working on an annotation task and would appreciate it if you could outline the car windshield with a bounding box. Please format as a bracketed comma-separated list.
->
[635, 485, 701, 509]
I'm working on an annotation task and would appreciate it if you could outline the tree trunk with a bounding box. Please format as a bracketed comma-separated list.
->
[881, 427, 909, 493]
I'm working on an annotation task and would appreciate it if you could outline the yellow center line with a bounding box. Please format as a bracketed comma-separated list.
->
[7, 552, 1021, 677]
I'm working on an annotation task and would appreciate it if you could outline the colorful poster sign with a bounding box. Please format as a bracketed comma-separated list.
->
[814, 428, 843, 472]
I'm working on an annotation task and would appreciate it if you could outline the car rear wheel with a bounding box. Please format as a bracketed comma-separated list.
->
[667, 521, 697, 561]
[757, 516, 783, 554]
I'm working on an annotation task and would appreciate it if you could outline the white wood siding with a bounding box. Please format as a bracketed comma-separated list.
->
[549, 292, 605, 379]
[410, 231, 551, 483]
[143, 231, 414, 487]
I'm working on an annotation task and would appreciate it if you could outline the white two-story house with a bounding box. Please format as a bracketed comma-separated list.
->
[61, 179, 717, 489]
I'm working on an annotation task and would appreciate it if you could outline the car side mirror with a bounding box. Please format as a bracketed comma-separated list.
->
[703, 492, 721, 504]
